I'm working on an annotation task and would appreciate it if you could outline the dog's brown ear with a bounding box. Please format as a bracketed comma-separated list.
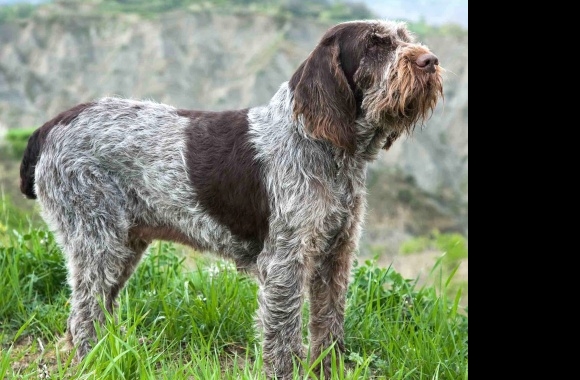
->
[290, 38, 357, 154]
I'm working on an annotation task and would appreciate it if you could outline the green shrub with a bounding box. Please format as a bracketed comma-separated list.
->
[434, 230, 468, 262]
[3, 128, 35, 160]
[399, 235, 431, 255]
[0, 3, 35, 23]
[0, 195, 34, 237]
[400, 229, 468, 264]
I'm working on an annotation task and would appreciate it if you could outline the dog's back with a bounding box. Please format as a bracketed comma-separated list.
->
[20, 98, 195, 210]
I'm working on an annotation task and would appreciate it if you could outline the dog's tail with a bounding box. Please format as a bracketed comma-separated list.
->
[19, 128, 43, 200]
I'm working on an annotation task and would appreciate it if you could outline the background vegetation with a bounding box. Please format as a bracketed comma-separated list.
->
[0, 0, 467, 39]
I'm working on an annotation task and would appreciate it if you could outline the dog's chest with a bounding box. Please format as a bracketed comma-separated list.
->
[329, 157, 367, 221]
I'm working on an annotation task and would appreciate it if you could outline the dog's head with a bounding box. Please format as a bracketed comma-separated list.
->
[289, 20, 444, 154]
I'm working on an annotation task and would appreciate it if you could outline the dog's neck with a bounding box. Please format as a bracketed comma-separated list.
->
[353, 119, 391, 161]
[260, 82, 390, 163]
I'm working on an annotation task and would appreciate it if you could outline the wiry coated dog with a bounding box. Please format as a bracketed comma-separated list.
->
[20, 20, 443, 379]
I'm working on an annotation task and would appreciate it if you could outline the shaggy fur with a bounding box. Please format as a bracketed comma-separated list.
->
[20, 20, 443, 379]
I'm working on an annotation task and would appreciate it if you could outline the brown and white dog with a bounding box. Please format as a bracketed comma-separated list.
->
[20, 20, 443, 379]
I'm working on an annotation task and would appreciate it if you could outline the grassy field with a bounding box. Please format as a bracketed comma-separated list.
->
[0, 196, 467, 379]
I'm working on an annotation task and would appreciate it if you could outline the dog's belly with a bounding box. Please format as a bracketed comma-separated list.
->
[118, 176, 265, 261]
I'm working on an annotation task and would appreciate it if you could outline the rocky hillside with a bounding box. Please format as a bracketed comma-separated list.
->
[0, 3, 468, 255]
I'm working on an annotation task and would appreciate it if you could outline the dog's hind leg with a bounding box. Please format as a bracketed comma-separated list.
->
[35, 165, 143, 359]
[110, 234, 150, 302]
[64, 232, 150, 360]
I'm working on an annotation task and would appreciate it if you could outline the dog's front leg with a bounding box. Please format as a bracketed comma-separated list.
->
[256, 238, 307, 380]
[308, 194, 365, 378]
[307, 240, 353, 378]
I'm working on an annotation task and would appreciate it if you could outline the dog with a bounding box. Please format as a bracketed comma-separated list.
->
[19, 19, 443, 379]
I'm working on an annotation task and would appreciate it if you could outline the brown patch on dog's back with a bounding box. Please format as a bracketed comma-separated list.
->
[19, 102, 94, 199]
[180, 109, 270, 246]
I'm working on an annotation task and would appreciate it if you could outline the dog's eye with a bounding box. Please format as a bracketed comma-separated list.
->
[371, 33, 394, 48]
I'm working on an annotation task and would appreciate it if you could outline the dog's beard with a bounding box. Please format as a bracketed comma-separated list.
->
[361, 46, 444, 136]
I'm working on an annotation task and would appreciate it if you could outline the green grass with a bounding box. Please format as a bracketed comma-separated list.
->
[0, 198, 468, 379]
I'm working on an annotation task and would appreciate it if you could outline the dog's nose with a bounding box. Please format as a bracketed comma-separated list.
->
[416, 53, 439, 73]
